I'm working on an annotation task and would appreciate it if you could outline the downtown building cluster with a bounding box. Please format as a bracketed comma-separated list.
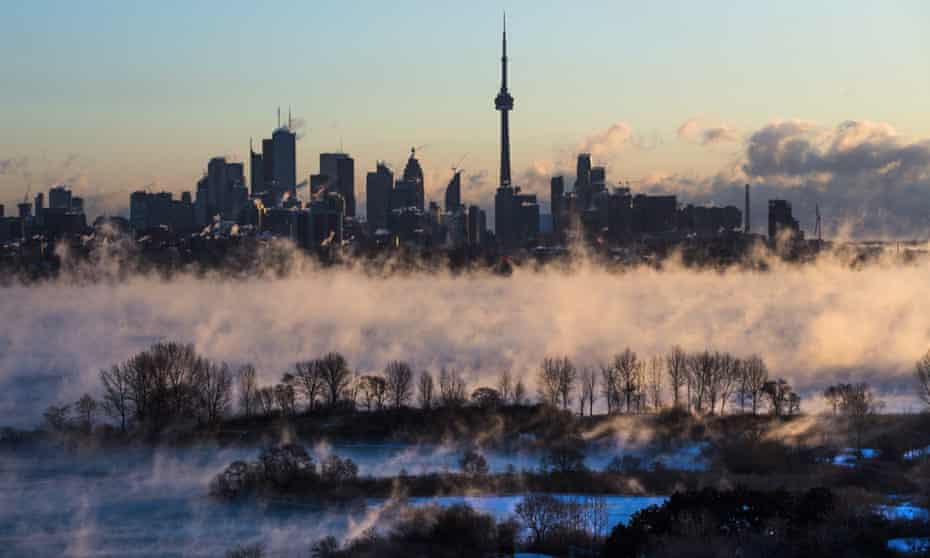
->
[2, 16, 808, 259]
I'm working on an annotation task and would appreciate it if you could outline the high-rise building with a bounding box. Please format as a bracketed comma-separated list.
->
[402, 148, 425, 210]
[574, 153, 592, 210]
[495, 14, 514, 188]
[550, 176, 564, 237]
[366, 162, 393, 234]
[261, 137, 275, 194]
[445, 170, 462, 213]
[320, 153, 356, 217]
[272, 126, 297, 201]
[249, 139, 264, 197]
[49, 186, 72, 210]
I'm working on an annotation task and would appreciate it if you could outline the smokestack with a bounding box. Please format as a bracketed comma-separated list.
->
[744, 183, 751, 233]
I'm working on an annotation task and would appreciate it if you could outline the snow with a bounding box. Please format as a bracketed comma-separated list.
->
[887, 537, 930, 553]
[831, 447, 879, 466]
[879, 504, 930, 522]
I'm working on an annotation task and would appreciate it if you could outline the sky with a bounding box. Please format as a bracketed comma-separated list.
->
[1, 0, 929, 236]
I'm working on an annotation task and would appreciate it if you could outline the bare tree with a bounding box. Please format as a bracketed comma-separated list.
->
[823, 385, 842, 416]
[197, 362, 233, 425]
[600, 362, 618, 414]
[539, 356, 575, 409]
[317, 352, 351, 407]
[613, 349, 640, 414]
[293, 360, 325, 411]
[417, 370, 435, 409]
[513, 378, 527, 405]
[100, 365, 131, 432]
[916, 350, 930, 409]
[665, 346, 688, 410]
[75, 394, 97, 433]
[686, 351, 716, 414]
[741, 355, 768, 415]
[497, 369, 514, 404]
[761, 378, 793, 417]
[647, 356, 663, 412]
[358, 375, 387, 411]
[580, 367, 597, 416]
[710, 352, 739, 415]
[256, 386, 276, 415]
[438, 367, 467, 407]
[384, 361, 414, 408]
[273, 380, 297, 416]
[237, 364, 258, 417]
[839, 383, 883, 456]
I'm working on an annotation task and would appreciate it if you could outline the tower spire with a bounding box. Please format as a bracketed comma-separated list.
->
[494, 13, 514, 187]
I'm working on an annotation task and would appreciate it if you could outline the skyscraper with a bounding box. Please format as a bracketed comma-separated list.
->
[249, 138, 264, 197]
[550, 176, 564, 238]
[366, 162, 393, 234]
[575, 153, 592, 210]
[493, 14, 520, 249]
[445, 170, 462, 213]
[272, 126, 297, 201]
[320, 153, 356, 217]
[402, 148, 425, 210]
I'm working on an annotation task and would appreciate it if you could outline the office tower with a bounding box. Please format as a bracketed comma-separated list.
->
[402, 148, 425, 210]
[250, 139, 264, 197]
[744, 184, 751, 233]
[261, 137, 275, 194]
[366, 162, 393, 234]
[768, 199, 801, 241]
[591, 166, 606, 194]
[49, 186, 73, 210]
[272, 126, 297, 201]
[320, 153, 356, 217]
[445, 170, 462, 213]
[574, 153, 592, 210]
[550, 176, 564, 238]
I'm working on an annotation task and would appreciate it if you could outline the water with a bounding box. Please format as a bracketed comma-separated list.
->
[0, 445, 670, 557]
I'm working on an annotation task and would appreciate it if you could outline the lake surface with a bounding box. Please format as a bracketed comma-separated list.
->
[0, 445, 669, 557]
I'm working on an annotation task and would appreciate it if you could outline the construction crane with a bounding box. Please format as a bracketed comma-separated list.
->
[451, 153, 468, 175]
[814, 204, 822, 243]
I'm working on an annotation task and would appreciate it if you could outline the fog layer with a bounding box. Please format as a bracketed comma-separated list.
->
[2, 256, 927, 425]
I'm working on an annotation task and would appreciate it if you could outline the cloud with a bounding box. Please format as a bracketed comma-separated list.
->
[578, 123, 634, 158]
[677, 118, 739, 146]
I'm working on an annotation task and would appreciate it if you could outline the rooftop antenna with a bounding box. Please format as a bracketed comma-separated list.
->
[288, 106, 292, 130]
[277, 107, 281, 129]
[814, 204, 822, 243]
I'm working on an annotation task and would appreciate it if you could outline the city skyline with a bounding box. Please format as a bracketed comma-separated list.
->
[2, 1, 930, 237]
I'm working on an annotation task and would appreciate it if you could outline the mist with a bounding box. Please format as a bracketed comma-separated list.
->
[1, 248, 928, 427]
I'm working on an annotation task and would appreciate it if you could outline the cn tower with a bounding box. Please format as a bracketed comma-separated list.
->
[495, 13, 514, 187]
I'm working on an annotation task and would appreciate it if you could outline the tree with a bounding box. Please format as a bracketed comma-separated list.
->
[761, 378, 793, 417]
[614, 349, 640, 414]
[384, 361, 414, 408]
[237, 364, 258, 418]
[915, 350, 930, 409]
[513, 379, 527, 406]
[256, 386, 276, 415]
[823, 385, 843, 416]
[359, 375, 387, 411]
[600, 362, 619, 414]
[317, 352, 351, 407]
[439, 367, 467, 407]
[273, 381, 296, 416]
[515, 494, 564, 547]
[686, 351, 716, 414]
[839, 382, 883, 456]
[43, 404, 71, 431]
[100, 364, 131, 432]
[75, 394, 97, 433]
[646, 356, 663, 412]
[741, 355, 768, 415]
[417, 370, 435, 409]
[497, 369, 514, 404]
[197, 362, 233, 425]
[666, 346, 688, 410]
[539, 356, 576, 410]
[459, 449, 489, 476]
[471, 387, 502, 407]
[580, 367, 597, 416]
[293, 360, 325, 411]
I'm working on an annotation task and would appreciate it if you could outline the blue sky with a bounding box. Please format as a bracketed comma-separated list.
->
[1, 0, 929, 218]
